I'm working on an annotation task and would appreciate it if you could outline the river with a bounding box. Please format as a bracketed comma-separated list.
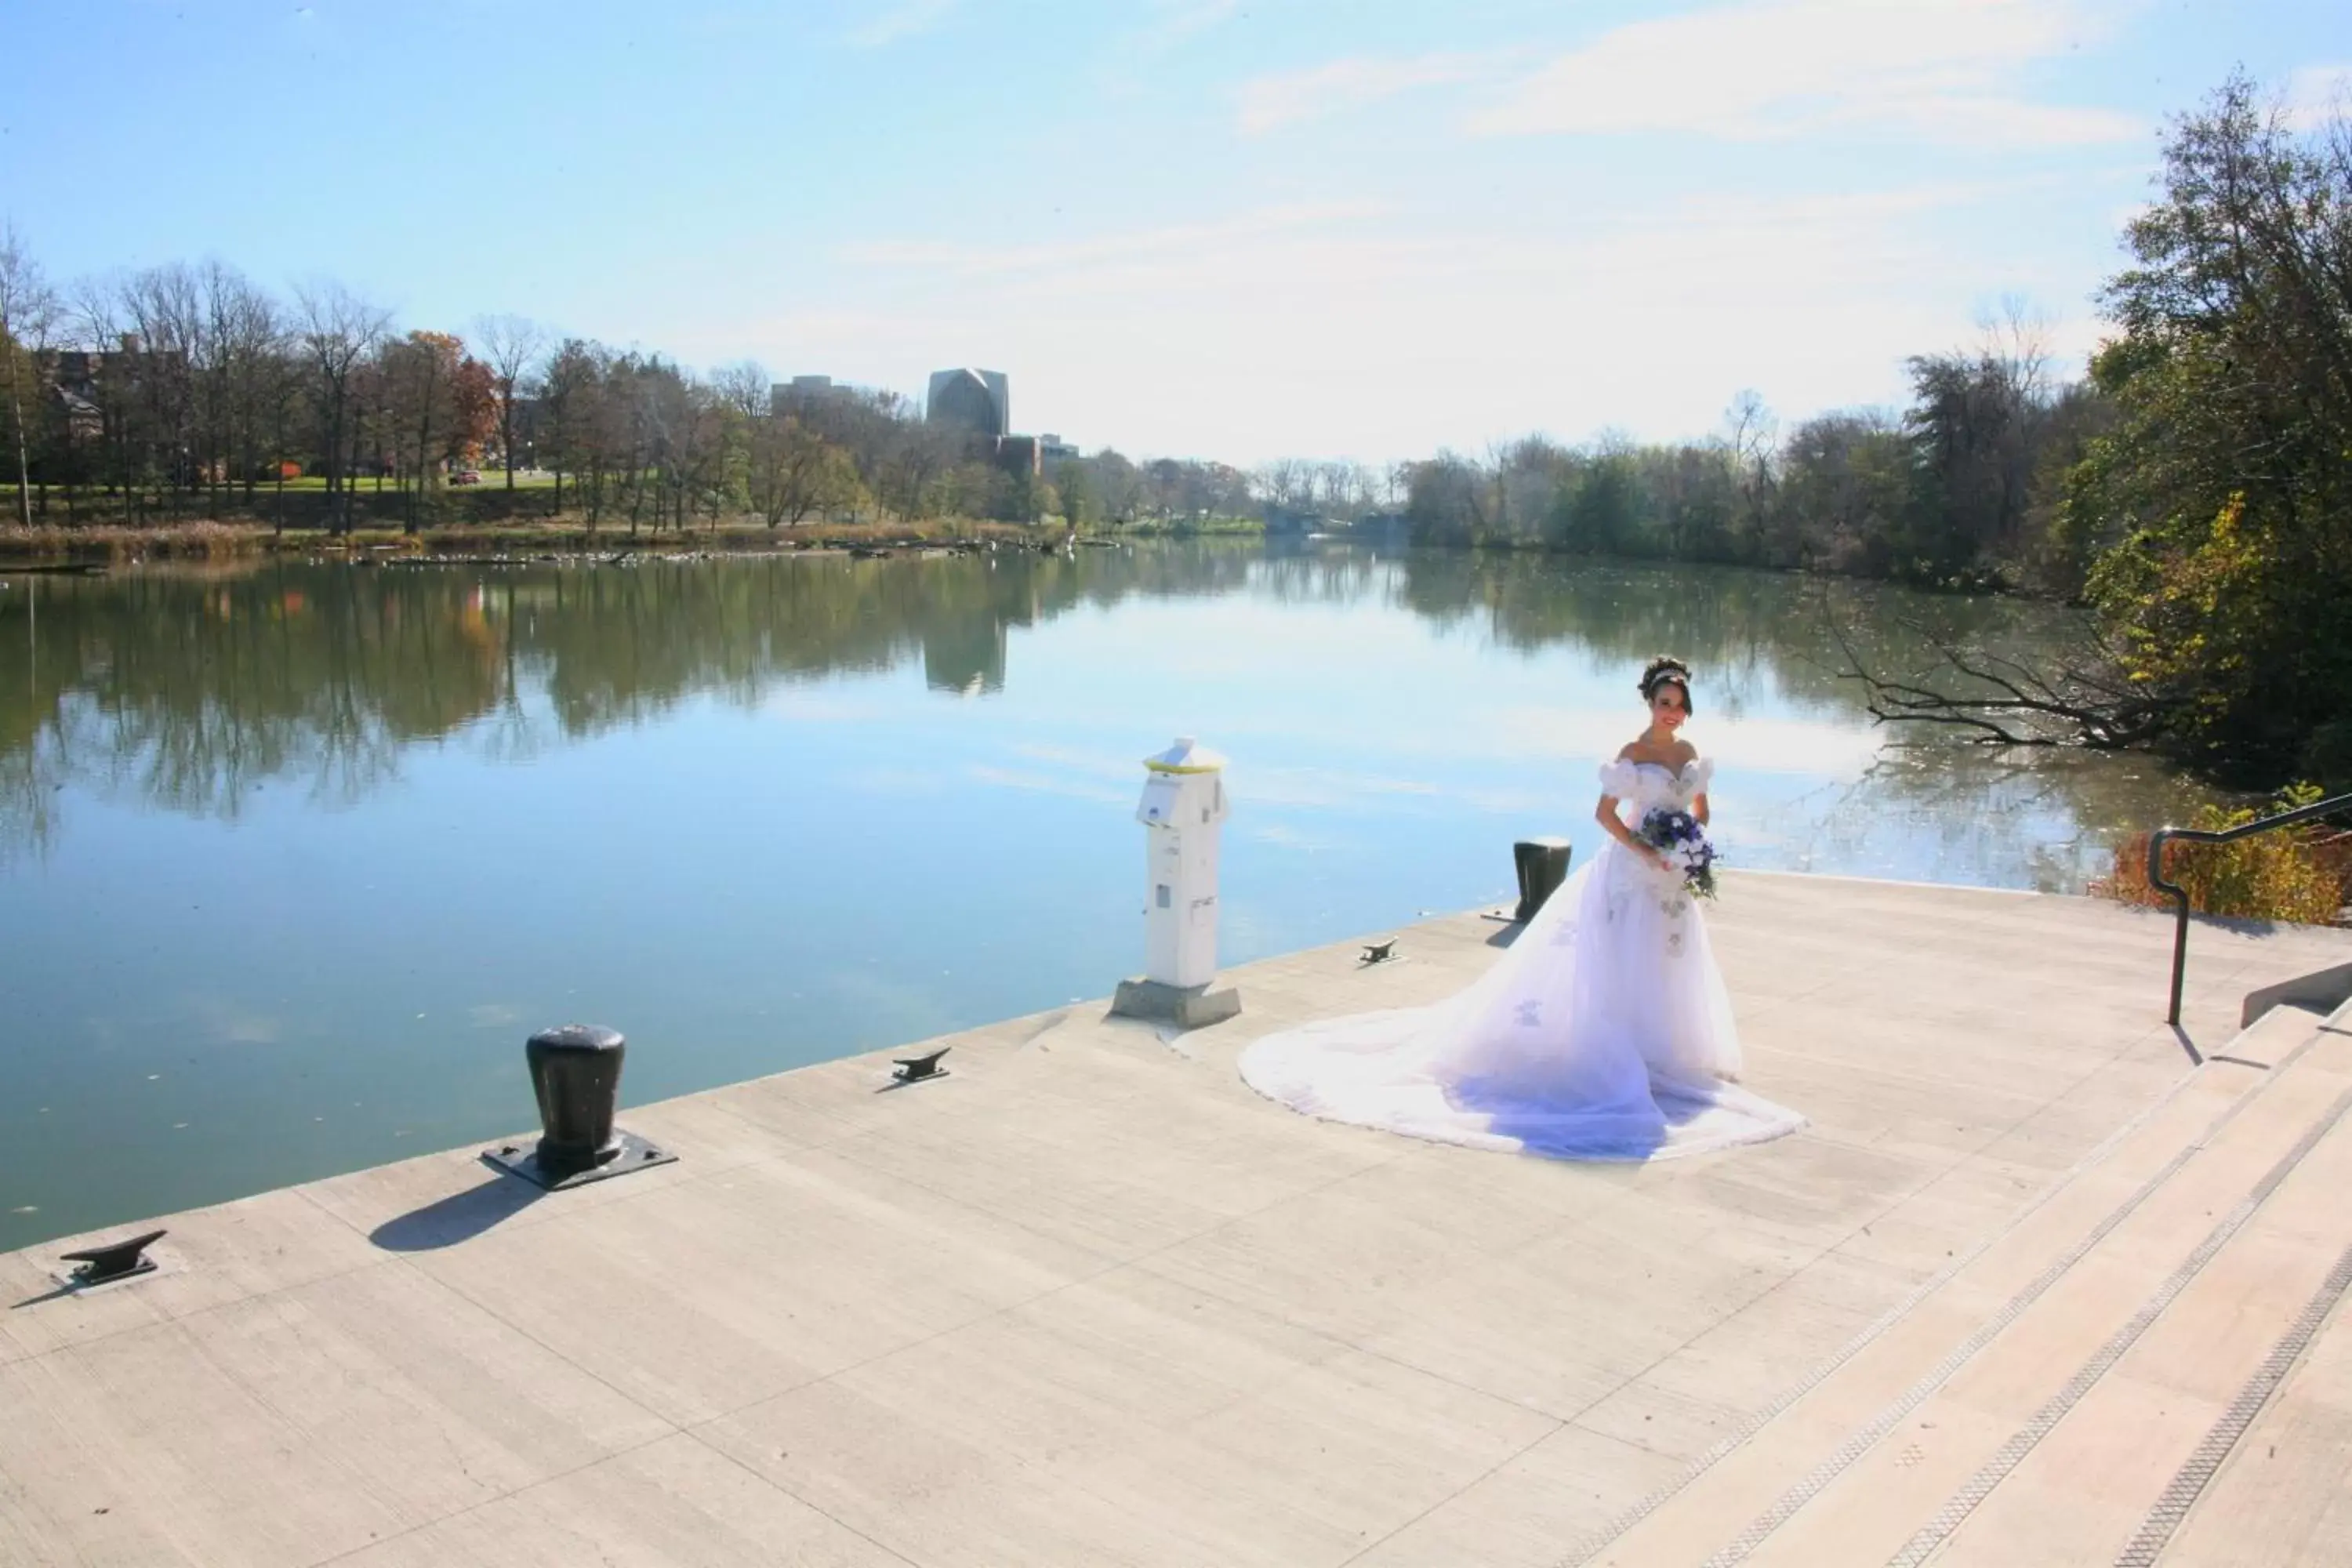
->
[0, 543, 2218, 1247]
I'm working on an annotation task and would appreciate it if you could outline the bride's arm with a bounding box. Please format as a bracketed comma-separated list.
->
[1596, 792, 1674, 872]
[1693, 791, 1710, 827]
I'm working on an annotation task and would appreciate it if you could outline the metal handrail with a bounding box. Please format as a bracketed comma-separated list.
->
[2148, 791, 2352, 1025]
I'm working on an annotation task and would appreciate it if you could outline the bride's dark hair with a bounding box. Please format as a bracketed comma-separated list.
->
[1639, 655, 1693, 713]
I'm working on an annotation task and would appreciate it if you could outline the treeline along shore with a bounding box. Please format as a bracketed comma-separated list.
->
[2, 77, 2347, 790]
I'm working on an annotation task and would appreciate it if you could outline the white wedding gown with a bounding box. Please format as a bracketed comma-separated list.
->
[1240, 757, 1806, 1161]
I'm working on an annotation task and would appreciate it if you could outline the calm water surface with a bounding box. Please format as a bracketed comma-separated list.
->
[0, 545, 2216, 1246]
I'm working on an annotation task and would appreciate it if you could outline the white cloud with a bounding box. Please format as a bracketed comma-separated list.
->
[1091, 0, 1243, 98]
[1142, 0, 1239, 51]
[964, 764, 1130, 805]
[185, 993, 282, 1044]
[846, 183, 2027, 314]
[1008, 742, 1141, 780]
[840, 765, 950, 797]
[1480, 707, 1883, 775]
[1237, 53, 1500, 136]
[842, 199, 1390, 278]
[2285, 64, 2352, 132]
[847, 0, 956, 49]
[765, 690, 883, 722]
[765, 182, 2100, 464]
[1472, 0, 2140, 147]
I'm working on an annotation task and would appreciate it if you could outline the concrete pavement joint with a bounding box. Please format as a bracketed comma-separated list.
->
[2111, 1240, 2352, 1568]
[1544, 1029, 2246, 1568]
[1882, 1080, 2352, 1568]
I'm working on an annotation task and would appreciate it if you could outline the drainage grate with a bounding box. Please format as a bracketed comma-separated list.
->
[2111, 1240, 2352, 1567]
[1697, 1133, 2211, 1568]
[1549, 1048, 2226, 1568]
[1555, 1021, 2342, 1568]
[1882, 1083, 2352, 1568]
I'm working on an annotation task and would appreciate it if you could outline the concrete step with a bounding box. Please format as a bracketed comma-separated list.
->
[1736, 1004, 2352, 1568]
[1915, 1016, 2352, 1566]
[2151, 1221, 2352, 1566]
[1592, 1000, 2351, 1568]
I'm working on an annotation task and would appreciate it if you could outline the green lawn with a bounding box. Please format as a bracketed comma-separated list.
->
[259, 469, 558, 492]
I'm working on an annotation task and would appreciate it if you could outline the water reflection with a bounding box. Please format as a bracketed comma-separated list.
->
[1, 544, 2234, 1250]
[0, 546, 2213, 869]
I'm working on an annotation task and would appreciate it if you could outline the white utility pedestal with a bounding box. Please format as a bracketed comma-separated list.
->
[1109, 736, 1241, 1029]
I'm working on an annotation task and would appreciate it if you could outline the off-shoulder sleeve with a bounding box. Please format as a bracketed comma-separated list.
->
[1597, 757, 1639, 797]
[1686, 757, 1715, 794]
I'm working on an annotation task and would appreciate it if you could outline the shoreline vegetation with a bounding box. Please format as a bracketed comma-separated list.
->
[9, 521, 2342, 930]
[2098, 788, 2352, 928]
[0, 510, 1264, 564]
[3, 78, 2347, 802]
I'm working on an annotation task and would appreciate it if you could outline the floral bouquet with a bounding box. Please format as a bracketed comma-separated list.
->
[1637, 808, 1719, 900]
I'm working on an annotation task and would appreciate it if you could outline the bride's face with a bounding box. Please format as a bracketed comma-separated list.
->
[1650, 681, 1689, 732]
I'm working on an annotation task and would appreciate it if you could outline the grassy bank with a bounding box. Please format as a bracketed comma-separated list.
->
[0, 513, 1124, 563]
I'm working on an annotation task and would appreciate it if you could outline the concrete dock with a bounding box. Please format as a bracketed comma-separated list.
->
[6, 870, 2352, 1566]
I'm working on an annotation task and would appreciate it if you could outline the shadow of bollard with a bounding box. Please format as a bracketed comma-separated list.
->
[370, 1175, 547, 1252]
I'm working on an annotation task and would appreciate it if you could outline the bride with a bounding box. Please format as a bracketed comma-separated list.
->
[1239, 656, 1805, 1161]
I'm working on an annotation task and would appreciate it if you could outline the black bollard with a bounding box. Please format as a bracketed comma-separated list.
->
[485, 1023, 676, 1190]
[1512, 837, 1573, 922]
[528, 1024, 627, 1174]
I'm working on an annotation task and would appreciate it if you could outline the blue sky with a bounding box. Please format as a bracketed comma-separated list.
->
[5, 0, 2347, 464]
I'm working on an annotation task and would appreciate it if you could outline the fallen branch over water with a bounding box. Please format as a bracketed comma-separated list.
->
[1826, 610, 2180, 750]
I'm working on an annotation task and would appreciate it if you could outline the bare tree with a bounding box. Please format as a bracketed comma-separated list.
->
[0, 222, 59, 528]
[1255, 457, 1311, 518]
[295, 281, 391, 533]
[1723, 389, 1778, 557]
[194, 261, 279, 507]
[1090, 447, 1142, 523]
[471, 313, 546, 488]
[1980, 294, 2055, 408]
[204, 265, 287, 506]
[68, 275, 136, 521]
[118, 264, 208, 515]
[710, 360, 769, 420]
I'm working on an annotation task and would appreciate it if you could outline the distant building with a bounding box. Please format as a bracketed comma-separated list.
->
[768, 374, 833, 411]
[770, 374, 881, 416]
[1040, 433, 1080, 465]
[926, 368, 1011, 440]
[33, 339, 183, 448]
[993, 434, 1042, 477]
[48, 386, 103, 444]
[35, 340, 178, 400]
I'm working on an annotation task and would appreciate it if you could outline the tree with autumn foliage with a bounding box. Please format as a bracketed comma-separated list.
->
[2063, 76, 2352, 783]
[1831, 75, 2352, 788]
[376, 330, 496, 532]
